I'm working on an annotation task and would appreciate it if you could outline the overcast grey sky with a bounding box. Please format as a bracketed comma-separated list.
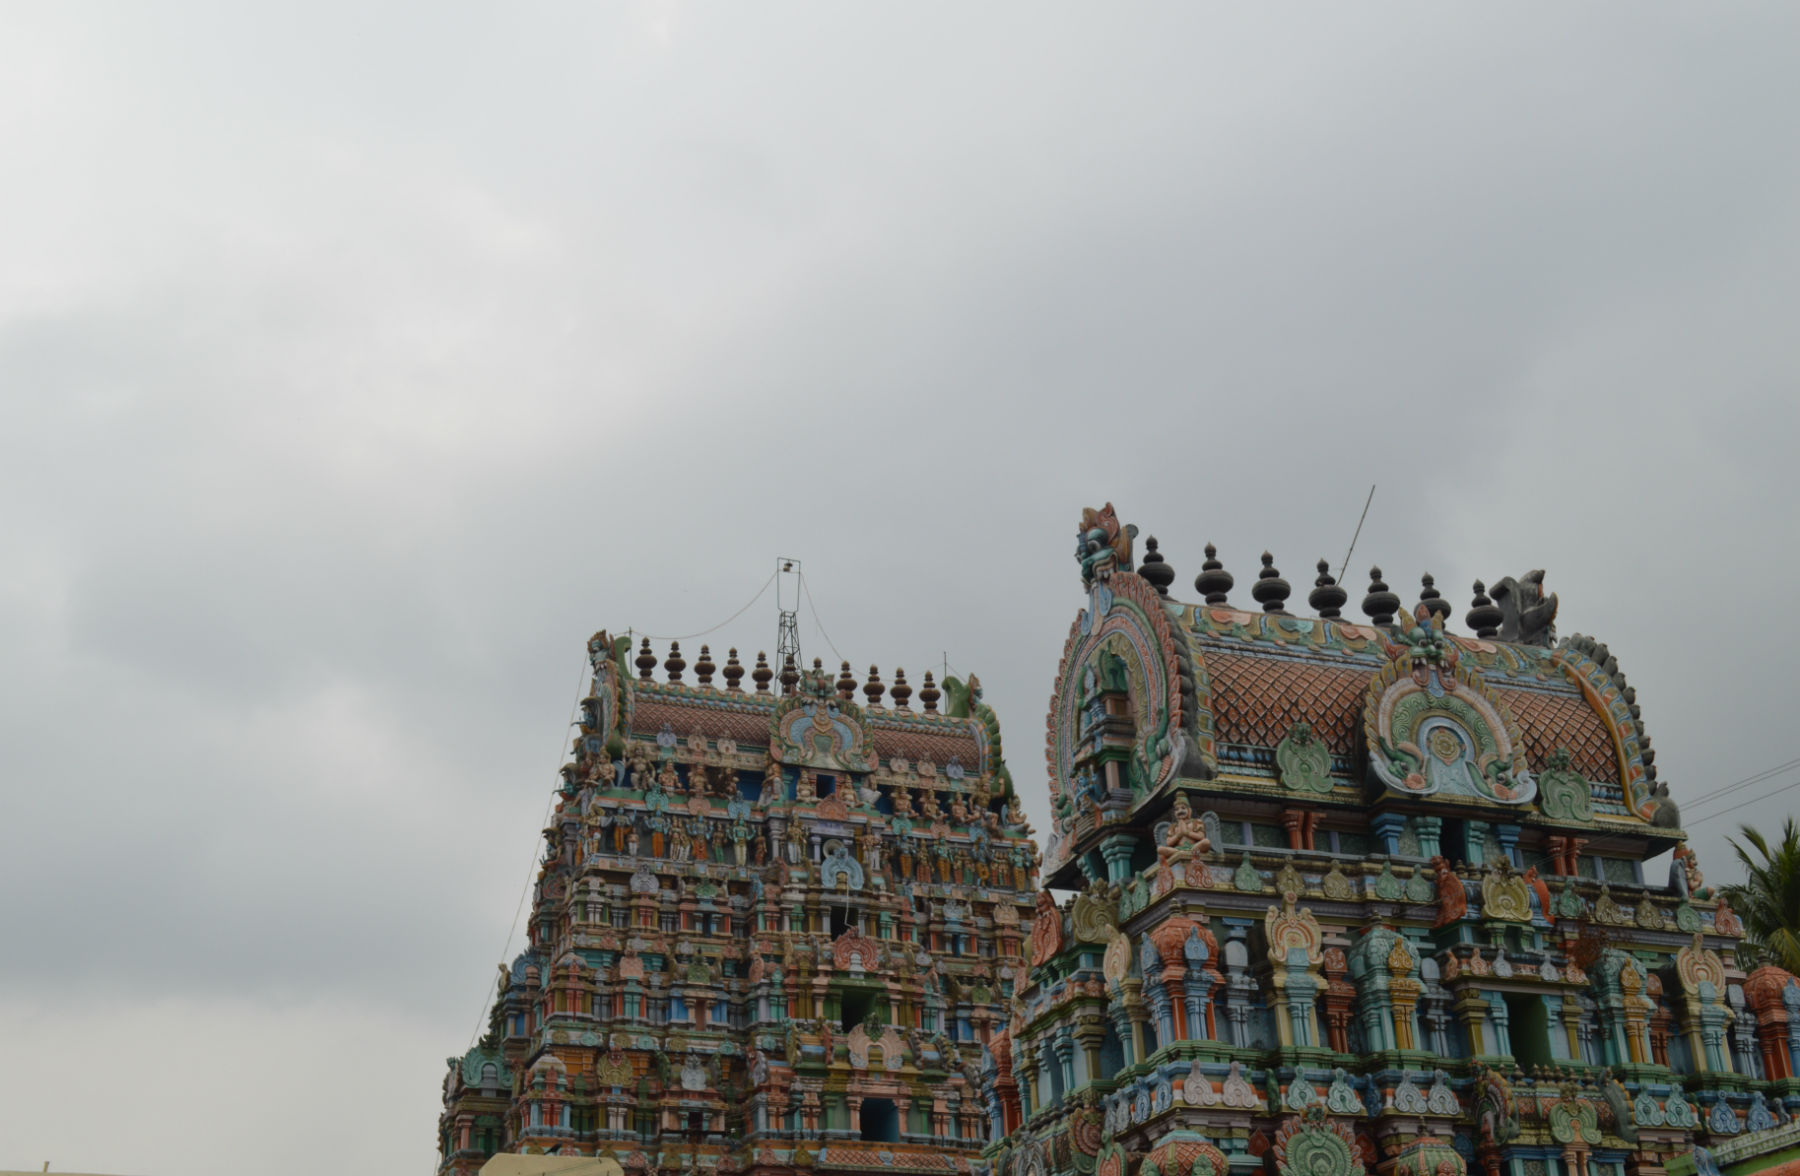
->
[4, 4, 1799, 1172]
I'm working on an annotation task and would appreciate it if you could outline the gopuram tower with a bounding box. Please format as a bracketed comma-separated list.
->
[439, 634, 1041, 1176]
[987, 505, 1793, 1176]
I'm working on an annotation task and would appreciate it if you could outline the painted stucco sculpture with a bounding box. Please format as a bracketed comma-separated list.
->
[438, 636, 1039, 1175]
[987, 507, 1791, 1176]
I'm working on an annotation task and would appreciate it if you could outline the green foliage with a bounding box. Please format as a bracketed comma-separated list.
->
[1720, 818, 1800, 974]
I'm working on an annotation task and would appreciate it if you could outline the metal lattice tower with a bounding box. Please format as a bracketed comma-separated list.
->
[775, 557, 802, 672]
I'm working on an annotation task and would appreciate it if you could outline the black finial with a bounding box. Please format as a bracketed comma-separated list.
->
[779, 654, 800, 695]
[864, 665, 884, 708]
[1466, 580, 1502, 638]
[1308, 558, 1346, 619]
[837, 661, 856, 701]
[1251, 552, 1291, 614]
[664, 641, 686, 683]
[723, 648, 745, 691]
[1419, 573, 1451, 623]
[1138, 536, 1175, 596]
[1361, 566, 1400, 625]
[752, 651, 773, 693]
[636, 637, 658, 680]
[920, 671, 941, 714]
[890, 668, 912, 710]
[695, 644, 716, 686]
[1193, 543, 1233, 605]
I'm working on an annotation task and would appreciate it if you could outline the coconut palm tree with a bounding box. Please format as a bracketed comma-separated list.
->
[1719, 818, 1800, 974]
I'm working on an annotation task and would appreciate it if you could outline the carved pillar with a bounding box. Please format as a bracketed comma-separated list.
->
[1052, 1032, 1076, 1100]
[1465, 820, 1492, 867]
[1098, 834, 1138, 885]
[1074, 1021, 1104, 1083]
[1560, 993, 1585, 1061]
[1107, 999, 1136, 1068]
[1121, 979, 1150, 1062]
[1492, 823, 1522, 868]
[1453, 985, 1490, 1056]
[1371, 813, 1408, 858]
[1413, 816, 1443, 860]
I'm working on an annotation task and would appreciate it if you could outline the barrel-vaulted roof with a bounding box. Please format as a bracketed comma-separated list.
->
[1045, 503, 1677, 882]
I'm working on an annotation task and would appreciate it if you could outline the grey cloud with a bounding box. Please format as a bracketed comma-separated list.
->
[3, 4, 1799, 1173]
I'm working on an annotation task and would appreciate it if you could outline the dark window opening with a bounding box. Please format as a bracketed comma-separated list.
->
[860, 1097, 899, 1142]
[687, 1110, 706, 1140]
[1505, 993, 1554, 1069]
[1441, 820, 1469, 865]
[816, 774, 836, 797]
[842, 989, 875, 1032]
[739, 771, 765, 803]
[830, 904, 857, 940]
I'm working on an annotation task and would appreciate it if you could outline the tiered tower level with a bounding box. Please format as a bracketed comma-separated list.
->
[989, 505, 1797, 1176]
[439, 638, 1041, 1175]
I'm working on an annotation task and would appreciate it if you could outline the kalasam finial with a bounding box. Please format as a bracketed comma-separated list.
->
[1361, 567, 1399, 626]
[1194, 543, 1233, 605]
[1251, 552, 1291, 614]
[1308, 558, 1346, 619]
[1138, 537, 1175, 596]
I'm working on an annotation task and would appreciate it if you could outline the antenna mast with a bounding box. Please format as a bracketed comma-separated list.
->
[775, 557, 803, 671]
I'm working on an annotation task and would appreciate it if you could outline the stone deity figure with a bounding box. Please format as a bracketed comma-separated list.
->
[692, 819, 713, 863]
[670, 824, 691, 862]
[786, 821, 808, 865]
[753, 829, 769, 865]
[732, 820, 749, 866]
[892, 786, 914, 817]
[659, 760, 682, 797]
[626, 824, 641, 857]
[856, 825, 880, 871]
[1158, 795, 1212, 869]
[795, 771, 818, 802]
[920, 788, 943, 820]
[626, 742, 654, 789]
[717, 767, 739, 799]
[948, 792, 969, 825]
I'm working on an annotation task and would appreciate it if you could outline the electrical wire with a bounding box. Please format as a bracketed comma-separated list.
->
[634, 571, 779, 642]
[798, 571, 848, 666]
[1514, 753, 1800, 875]
[1676, 755, 1800, 814]
[1684, 773, 1800, 831]
[467, 650, 593, 1054]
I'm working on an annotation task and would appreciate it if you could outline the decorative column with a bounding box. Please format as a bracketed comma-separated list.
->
[1074, 1019, 1105, 1082]
[1492, 823, 1522, 868]
[1264, 892, 1324, 1049]
[1098, 834, 1138, 885]
[1412, 816, 1443, 860]
[1465, 820, 1492, 867]
[1053, 1032, 1077, 1102]
[1452, 984, 1490, 1057]
[1150, 917, 1197, 1042]
[1676, 935, 1731, 1072]
[1371, 813, 1409, 858]
[1107, 996, 1137, 1067]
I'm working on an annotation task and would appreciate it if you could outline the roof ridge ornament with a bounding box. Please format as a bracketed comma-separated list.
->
[1360, 566, 1399, 626]
[1251, 552, 1291, 614]
[1076, 503, 1137, 587]
[1138, 536, 1175, 596]
[1490, 569, 1558, 646]
[1307, 559, 1346, 619]
[1466, 580, 1503, 638]
[1194, 543, 1233, 605]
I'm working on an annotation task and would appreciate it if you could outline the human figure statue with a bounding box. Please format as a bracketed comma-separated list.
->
[1158, 795, 1212, 868]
